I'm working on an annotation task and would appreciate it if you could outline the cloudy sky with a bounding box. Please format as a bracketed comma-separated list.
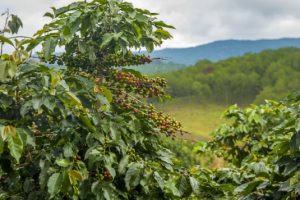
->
[1, 0, 300, 48]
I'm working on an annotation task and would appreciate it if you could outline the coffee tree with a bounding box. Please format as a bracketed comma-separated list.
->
[191, 92, 300, 200]
[0, 0, 204, 199]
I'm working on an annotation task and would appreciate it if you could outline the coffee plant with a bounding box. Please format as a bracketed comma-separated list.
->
[191, 92, 300, 199]
[0, 0, 204, 199]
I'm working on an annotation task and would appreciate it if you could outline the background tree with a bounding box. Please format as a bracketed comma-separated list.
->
[161, 48, 300, 105]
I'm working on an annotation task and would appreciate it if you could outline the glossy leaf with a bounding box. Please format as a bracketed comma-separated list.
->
[7, 131, 23, 163]
[47, 173, 63, 198]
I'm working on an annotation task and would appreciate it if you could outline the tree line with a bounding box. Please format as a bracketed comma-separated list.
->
[161, 48, 300, 105]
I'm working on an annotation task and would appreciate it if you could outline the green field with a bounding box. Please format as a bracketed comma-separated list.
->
[156, 98, 228, 140]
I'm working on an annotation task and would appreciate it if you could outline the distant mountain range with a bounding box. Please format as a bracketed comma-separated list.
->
[148, 38, 300, 65]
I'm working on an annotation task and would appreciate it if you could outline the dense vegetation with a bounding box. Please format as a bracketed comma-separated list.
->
[1, 0, 300, 200]
[0, 1, 195, 199]
[199, 92, 300, 199]
[161, 48, 300, 105]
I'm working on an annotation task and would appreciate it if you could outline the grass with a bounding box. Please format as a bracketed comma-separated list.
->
[155, 98, 228, 140]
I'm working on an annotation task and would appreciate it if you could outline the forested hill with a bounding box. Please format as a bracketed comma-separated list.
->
[149, 38, 300, 65]
[160, 47, 300, 105]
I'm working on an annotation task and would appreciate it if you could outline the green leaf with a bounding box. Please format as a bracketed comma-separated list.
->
[66, 91, 82, 107]
[26, 38, 42, 51]
[43, 37, 58, 60]
[39, 160, 50, 189]
[78, 41, 87, 53]
[8, 15, 23, 34]
[17, 128, 33, 147]
[0, 61, 7, 81]
[0, 137, 4, 154]
[0, 61, 17, 81]
[100, 86, 113, 103]
[62, 26, 72, 42]
[101, 33, 114, 48]
[189, 177, 200, 195]
[153, 172, 164, 190]
[6, 61, 17, 78]
[125, 163, 143, 190]
[283, 161, 300, 176]
[155, 29, 172, 39]
[61, 171, 71, 194]
[154, 21, 175, 29]
[68, 2, 82, 10]
[54, 6, 69, 16]
[135, 13, 148, 23]
[55, 159, 70, 168]
[68, 170, 84, 185]
[145, 41, 154, 52]
[118, 155, 129, 175]
[234, 180, 263, 195]
[290, 132, 300, 154]
[179, 175, 192, 197]
[0, 35, 14, 46]
[63, 143, 75, 158]
[296, 119, 300, 132]
[69, 11, 81, 24]
[247, 162, 270, 176]
[32, 97, 42, 110]
[80, 115, 97, 133]
[88, 46, 96, 63]
[7, 131, 23, 163]
[165, 179, 181, 197]
[47, 173, 63, 198]
[43, 12, 54, 19]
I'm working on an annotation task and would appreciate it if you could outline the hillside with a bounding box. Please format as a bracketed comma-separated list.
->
[126, 60, 186, 74]
[148, 38, 300, 65]
[160, 47, 300, 105]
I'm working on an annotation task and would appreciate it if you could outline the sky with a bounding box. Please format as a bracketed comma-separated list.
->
[1, 0, 300, 48]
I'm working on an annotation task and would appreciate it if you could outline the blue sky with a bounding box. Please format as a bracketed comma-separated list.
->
[1, 0, 300, 48]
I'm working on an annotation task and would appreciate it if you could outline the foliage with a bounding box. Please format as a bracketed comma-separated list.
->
[161, 48, 300, 105]
[192, 92, 300, 199]
[0, 1, 205, 199]
[160, 137, 202, 168]
[2, 1, 300, 199]
[0, 10, 23, 35]
[35, 0, 174, 70]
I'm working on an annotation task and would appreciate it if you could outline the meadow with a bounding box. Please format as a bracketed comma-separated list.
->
[156, 98, 228, 140]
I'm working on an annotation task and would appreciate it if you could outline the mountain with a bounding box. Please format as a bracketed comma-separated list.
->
[148, 38, 300, 65]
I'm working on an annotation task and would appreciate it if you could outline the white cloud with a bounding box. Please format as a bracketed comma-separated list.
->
[1, 0, 300, 48]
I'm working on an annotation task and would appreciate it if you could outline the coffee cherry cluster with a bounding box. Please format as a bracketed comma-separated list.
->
[102, 168, 112, 181]
[102, 53, 152, 67]
[113, 92, 182, 137]
[44, 51, 152, 72]
[127, 147, 142, 161]
[112, 71, 166, 98]
[61, 53, 94, 71]
[40, 55, 65, 66]
[146, 105, 182, 137]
